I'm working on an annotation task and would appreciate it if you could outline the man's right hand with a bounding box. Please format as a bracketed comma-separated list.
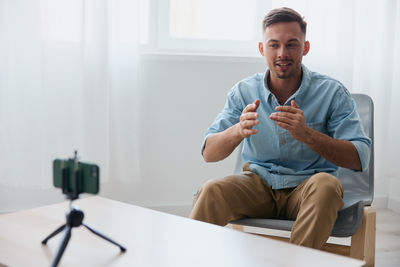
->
[203, 99, 261, 162]
[238, 99, 261, 138]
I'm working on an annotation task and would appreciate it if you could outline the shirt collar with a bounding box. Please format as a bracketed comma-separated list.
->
[262, 64, 311, 107]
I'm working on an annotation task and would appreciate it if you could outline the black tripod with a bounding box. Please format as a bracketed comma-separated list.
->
[42, 152, 126, 267]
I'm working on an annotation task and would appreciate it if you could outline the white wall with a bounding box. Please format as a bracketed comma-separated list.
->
[0, 54, 265, 215]
[1, 54, 397, 216]
[99, 54, 266, 215]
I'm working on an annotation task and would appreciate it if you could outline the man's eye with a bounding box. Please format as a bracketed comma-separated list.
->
[287, 43, 298, 48]
[269, 44, 278, 48]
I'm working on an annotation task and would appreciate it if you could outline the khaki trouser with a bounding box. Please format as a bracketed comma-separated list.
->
[190, 165, 344, 249]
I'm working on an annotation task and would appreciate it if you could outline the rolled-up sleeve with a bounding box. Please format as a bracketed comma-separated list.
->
[201, 86, 244, 155]
[327, 88, 371, 171]
[351, 140, 370, 171]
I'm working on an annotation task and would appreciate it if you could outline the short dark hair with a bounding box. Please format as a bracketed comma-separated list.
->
[262, 7, 307, 35]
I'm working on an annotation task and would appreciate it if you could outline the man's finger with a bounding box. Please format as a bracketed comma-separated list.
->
[240, 112, 259, 121]
[270, 113, 295, 125]
[291, 100, 300, 109]
[243, 104, 255, 113]
[275, 121, 291, 131]
[243, 128, 258, 136]
[243, 99, 261, 113]
[241, 119, 259, 128]
[275, 106, 298, 113]
[270, 111, 296, 119]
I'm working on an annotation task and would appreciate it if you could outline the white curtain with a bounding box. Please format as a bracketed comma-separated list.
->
[271, 0, 400, 196]
[1, 0, 399, 199]
[0, 0, 141, 187]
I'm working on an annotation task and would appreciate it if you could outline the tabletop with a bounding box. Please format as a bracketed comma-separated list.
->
[0, 196, 365, 267]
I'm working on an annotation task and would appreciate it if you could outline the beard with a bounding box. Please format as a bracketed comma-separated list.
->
[270, 61, 302, 79]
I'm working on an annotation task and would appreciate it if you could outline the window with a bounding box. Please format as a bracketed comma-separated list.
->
[169, 0, 256, 41]
[155, 0, 270, 55]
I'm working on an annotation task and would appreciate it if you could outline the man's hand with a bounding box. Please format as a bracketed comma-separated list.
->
[203, 99, 261, 162]
[270, 100, 362, 170]
[238, 99, 261, 138]
[269, 100, 310, 142]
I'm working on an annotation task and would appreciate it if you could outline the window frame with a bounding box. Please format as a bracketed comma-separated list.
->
[148, 0, 271, 56]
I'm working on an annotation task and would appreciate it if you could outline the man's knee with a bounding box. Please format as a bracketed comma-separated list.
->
[195, 178, 228, 205]
[304, 173, 344, 204]
[310, 172, 342, 192]
[195, 174, 251, 206]
[199, 179, 221, 197]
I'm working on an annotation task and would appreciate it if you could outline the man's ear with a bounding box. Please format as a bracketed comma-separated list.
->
[303, 41, 310, 56]
[258, 42, 264, 56]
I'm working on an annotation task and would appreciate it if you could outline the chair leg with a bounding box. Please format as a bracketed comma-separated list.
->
[231, 224, 244, 231]
[350, 206, 376, 267]
[232, 223, 352, 257]
[232, 206, 376, 267]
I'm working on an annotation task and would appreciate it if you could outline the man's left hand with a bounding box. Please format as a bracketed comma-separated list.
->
[269, 100, 310, 142]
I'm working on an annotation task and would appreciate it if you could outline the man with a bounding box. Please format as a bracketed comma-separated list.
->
[190, 7, 371, 249]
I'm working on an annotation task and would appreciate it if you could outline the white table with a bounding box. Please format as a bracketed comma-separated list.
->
[0, 196, 365, 267]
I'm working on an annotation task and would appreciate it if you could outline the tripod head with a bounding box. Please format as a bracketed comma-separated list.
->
[53, 151, 100, 201]
[64, 151, 80, 201]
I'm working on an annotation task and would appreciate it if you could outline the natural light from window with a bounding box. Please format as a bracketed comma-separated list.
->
[41, 0, 82, 42]
[117, 0, 149, 44]
[169, 0, 257, 41]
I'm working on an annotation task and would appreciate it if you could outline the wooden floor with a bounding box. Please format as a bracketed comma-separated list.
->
[375, 208, 400, 267]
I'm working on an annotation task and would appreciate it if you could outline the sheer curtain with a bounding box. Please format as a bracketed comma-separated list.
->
[1, 0, 399, 202]
[270, 0, 400, 197]
[0, 0, 141, 188]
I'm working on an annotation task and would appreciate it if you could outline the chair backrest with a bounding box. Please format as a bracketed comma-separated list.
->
[337, 94, 374, 206]
[234, 93, 374, 206]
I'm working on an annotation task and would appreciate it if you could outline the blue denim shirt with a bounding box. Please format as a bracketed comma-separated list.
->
[201, 65, 371, 189]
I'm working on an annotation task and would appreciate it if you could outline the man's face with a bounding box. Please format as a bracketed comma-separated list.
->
[259, 22, 309, 80]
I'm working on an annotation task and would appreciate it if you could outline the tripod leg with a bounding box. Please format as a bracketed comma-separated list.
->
[42, 224, 66, 245]
[82, 223, 126, 252]
[51, 226, 72, 267]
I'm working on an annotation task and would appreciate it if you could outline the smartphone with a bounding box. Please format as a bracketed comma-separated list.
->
[53, 159, 99, 195]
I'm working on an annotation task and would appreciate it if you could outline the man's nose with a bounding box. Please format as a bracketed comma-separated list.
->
[278, 46, 289, 58]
